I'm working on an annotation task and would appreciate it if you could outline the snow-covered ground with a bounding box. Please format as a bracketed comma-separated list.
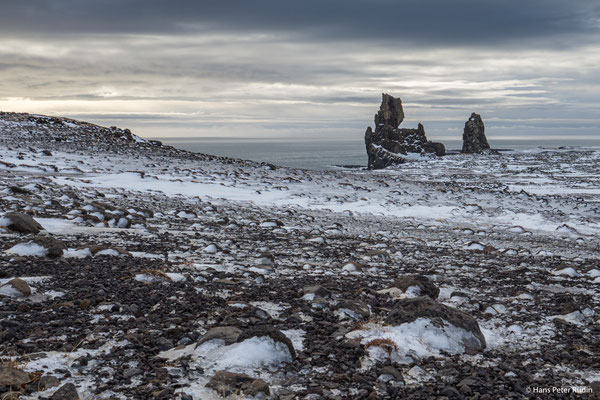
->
[1, 113, 599, 399]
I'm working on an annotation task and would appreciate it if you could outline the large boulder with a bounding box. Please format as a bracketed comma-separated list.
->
[8, 278, 31, 297]
[32, 235, 67, 257]
[236, 325, 296, 358]
[198, 326, 242, 346]
[49, 383, 80, 400]
[386, 297, 486, 353]
[206, 370, 269, 397]
[1, 213, 44, 234]
[462, 113, 491, 154]
[365, 94, 446, 169]
[0, 366, 30, 387]
[391, 274, 440, 299]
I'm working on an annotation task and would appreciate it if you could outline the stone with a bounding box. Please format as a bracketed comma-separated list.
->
[205, 370, 270, 396]
[32, 235, 67, 257]
[386, 297, 486, 352]
[375, 93, 405, 128]
[39, 375, 61, 390]
[379, 366, 403, 381]
[9, 277, 31, 297]
[17, 303, 31, 312]
[303, 285, 331, 298]
[462, 113, 491, 154]
[198, 326, 242, 346]
[364, 94, 446, 169]
[391, 274, 440, 299]
[2, 213, 44, 234]
[49, 383, 80, 400]
[0, 366, 30, 387]
[335, 299, 370, 320]
[440, 386, 461, 398]
[236, 325, 296, 358]
[79, 299, 91, 310]
[9, 186, 32, 195]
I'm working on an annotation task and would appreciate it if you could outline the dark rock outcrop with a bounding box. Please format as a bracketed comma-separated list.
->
[391, 274, 440, 299]
[2, 212, 44, 234]
[198, 326, 242, 346]
[49, 383, 80, 400]
[32, 235, 67, 257]
[365, 94, 445, 169]
[0, 365, 31, 387]
[386, 297, 486, 353]
[462, 113, 490, 154]
[8, 277, 31, 297]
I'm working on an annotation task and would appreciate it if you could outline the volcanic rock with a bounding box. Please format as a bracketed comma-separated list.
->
[335, 299, 371, 320]
[206, 370, 270, 396]
[198, 326, 242, 346]
[2, 213, 44, 234]
[386, 297, 486, 352]
[391, 274, 440, 299]
[236, 325, 296, 358]
[8, 277, 31, 297]
[32, 235, 67, 257]
[462, 113, 491, 154]
[50, 383, 80, 400]
[364, 94, 446, 169]
[39, 375, 61, 390]
[0, 366, 30, 387]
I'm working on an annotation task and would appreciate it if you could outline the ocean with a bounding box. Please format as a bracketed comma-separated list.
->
[157, 137, 600, 170]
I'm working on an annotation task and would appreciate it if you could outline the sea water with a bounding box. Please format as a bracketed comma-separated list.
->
[158, 137, 600, 170]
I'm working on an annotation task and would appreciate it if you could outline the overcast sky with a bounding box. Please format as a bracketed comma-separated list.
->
[1, 0, 599, 142]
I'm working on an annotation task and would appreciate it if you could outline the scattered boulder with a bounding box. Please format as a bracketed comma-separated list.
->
[364, 93, 446, 169]
[9, 186, 33, 195]
[386, 297, 486, 352]
[462, 113, 491, 154]
[236, 325, 296, 358]
[0, 366, 30, 387]
[391, 274, 439, 299]
[1, 213, 44, 234]
[8, 277, 31, 297]
[32, 235, 67, 257]
[50, 383, 80, 400]
[198, 326, 242, 346]
[38, 375, 61, 391]
[379, 366, 403, 382]
[206, 370, 270, 397]
[336, 299, 371, 320]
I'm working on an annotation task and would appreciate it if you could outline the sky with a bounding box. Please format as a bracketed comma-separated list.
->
[1, 0, 599, 142]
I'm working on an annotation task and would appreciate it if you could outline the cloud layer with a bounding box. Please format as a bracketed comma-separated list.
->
[1, 1, 599, 141]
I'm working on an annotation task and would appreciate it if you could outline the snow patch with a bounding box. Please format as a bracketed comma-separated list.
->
[6, 242, 48, 257]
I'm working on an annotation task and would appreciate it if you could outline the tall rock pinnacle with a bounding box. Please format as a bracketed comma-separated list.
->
[461, 113, 491, 154]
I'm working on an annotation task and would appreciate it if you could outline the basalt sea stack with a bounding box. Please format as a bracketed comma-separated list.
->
[365, 94, 445, 169]
[462, 113, 491, 154]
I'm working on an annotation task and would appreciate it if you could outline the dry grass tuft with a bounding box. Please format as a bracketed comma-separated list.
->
[140, 269, 172, 281]
[365, 338, 399, 355]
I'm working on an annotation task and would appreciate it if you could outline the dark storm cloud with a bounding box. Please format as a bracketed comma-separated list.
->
[1, 0, 599, 46]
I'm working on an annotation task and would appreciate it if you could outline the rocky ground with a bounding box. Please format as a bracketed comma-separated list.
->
[1, 112, 599, 399]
